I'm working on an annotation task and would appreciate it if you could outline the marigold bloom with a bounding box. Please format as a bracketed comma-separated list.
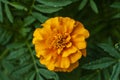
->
[33, 17, 89, 72]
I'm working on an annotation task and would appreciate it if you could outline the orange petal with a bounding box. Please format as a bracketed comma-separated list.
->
[67, 61, 79, 72]
[46, 59, 55, 70]
[71, 35, 85, 42]
[58, 17, 75, 33]
[55, 56, 61, 67]
[81, 49, 87, 57]
[71, 35, 86, 49]
[72, 21, 89, 38]
[57, 48, 63, 54]
[69, 51, 82, 63]
[73, 40, 86, 49]
[43, 17, 60, 33]
[65, 35, 71, 42]
[66, 42, 72, 48]
[33, 28, 43, 40]
[60, 57, 70, 68]
[35, 40, 46, 49]
[62, 46, 78, 57]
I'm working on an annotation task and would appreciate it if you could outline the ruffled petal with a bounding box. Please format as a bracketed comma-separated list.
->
[58, 17, 75, 33]
[72, 21, 89, 38]
[60, 57, 70, 68]
[69, 51, 82, 63]
[62, 46, 78, 57]
[33, 28, 43, 43]
[81, 49, 87, 57]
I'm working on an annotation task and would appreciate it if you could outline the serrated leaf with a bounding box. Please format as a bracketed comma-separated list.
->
[36, 0, 77, 7]
[2, 60, 14, 73]
[78, 0, 88, 10]
[20, 27, 31, 37]
[111, 63, 120, 80]
[24, 16, 36, 26]
[2, 33, 12, 45]
[0, 30, 12, 45]
[115, 42, 120, 52]
[90, 0, 99, 13]
[39, 69, 59, 80]
[26, 71, 36, 80]
[98, 43, 120, 58]
[110, 2, 120, 9]
[36, 73, 44, 80]
[0, 1, 3, 22]
[82, 57, 116, 70]
[7, 48, 27, 59]
[9, 2, 27, 11]
[0, 30, 6, 43]
[7, 42, 25, 50]
[12, 64, 33, 75]
[80, 71, 101, 80]
[34, 5, 62, 13]
[5, 4, 13, 23]
[32, 12, 48, 23]
[103, 69, 110, 80]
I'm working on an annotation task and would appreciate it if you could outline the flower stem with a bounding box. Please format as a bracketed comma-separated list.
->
[26, 41, 39, 73]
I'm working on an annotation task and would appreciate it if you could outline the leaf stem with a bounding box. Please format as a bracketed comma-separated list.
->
[26, 41, 39, 73]
[28, 0, 35, 14]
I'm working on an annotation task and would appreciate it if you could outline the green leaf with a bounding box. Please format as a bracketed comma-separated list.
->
[112, 13, 120, 19]
[82, 57, 116, 70]
[26, 71, 36, 80]
[98, 43, 120, 58]
[2, 60, 14, 73]
[115, 42, 120, 52]
[90, 0, 99, 13]
[103, 69, 110, 80]
[24, 16, 36, 26]
[32, 12, 48, 23]
[111, 63, 120, 80]
[7, 48, 27, 59]
[36, 0, 77, 7]
[20, 27, 31, 37]
[34, 5, 62, 13]
[0, 1, 3, 22]
[5, 4, 13, 23]
[7, 42, 25, 50]
[9, 2, 27, 11]
[12, 64, 33, 75]
[0, 29, 12, 45]
[0, 30, 6, 43]
[39, 69, 59, 80]
[29, 72, 35, 80]
[80, 72, 99, 80]
[110, 2, 120, 9]
[0, 71, 10, 80]
[36, 73, 44, 80]
[78, 0, 88, 10]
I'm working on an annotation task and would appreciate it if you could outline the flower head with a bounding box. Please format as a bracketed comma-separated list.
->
[33, 17, 89, 72]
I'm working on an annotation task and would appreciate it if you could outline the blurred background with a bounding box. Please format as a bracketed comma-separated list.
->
[0, 0, 120, 80]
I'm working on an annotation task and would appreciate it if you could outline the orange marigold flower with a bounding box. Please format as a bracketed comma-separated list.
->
[32, 17, 89, 72]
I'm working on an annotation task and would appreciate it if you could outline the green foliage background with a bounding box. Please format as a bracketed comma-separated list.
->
[0, 0, 120, 80]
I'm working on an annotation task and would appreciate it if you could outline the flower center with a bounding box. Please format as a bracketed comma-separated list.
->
[47, 33, 71, 49]
[55, 34, 67, 49]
